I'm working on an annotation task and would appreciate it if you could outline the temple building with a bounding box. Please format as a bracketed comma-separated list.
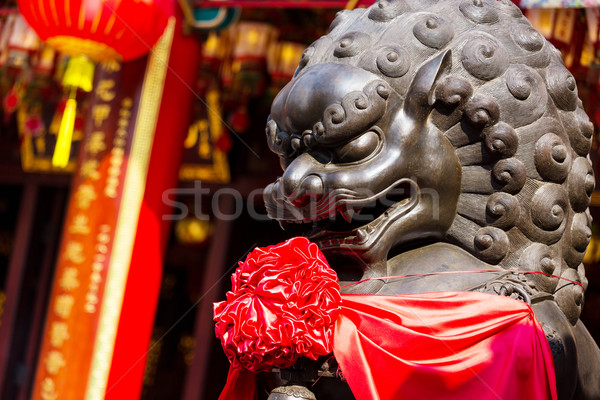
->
[0, 0, 599, 399]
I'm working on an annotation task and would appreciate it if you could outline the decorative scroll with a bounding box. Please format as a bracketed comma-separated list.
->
[31, 59, 135, 400]
[31, 60, 136, 400]
[31, 20, 174, 400]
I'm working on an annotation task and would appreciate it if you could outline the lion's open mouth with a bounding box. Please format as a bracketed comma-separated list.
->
[266, 179, 419, 250]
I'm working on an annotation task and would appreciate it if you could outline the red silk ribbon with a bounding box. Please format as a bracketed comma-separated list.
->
[219, 290, 557, 400]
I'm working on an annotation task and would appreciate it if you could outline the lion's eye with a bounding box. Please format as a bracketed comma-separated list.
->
[333, 130, 380, 164]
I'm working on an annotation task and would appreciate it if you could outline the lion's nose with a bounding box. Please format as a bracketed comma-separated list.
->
[289, 175, 324, 207]
[280, 151, 327, 207]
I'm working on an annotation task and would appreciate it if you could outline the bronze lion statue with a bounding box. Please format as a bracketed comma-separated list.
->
[262, 0, 600, 398]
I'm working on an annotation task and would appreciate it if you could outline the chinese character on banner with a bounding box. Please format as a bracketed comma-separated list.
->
[30, 57, 149, 400]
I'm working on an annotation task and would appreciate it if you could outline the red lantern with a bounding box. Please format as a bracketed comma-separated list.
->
[18, 0, 173, 63]
[17, 0, 173, 167]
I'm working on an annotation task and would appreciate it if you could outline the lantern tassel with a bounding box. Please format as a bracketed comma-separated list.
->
[52, 55, 95, 168]
[62, 55, 95, 92]
[52, 89, 77, 168]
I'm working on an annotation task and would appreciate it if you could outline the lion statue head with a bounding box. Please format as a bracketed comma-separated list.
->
[263, 0, 594, 325]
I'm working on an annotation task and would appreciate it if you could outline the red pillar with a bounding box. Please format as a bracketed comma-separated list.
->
[105, 16, 202, 400]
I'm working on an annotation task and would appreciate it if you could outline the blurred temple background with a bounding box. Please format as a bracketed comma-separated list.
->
[0, 0, 599, 399]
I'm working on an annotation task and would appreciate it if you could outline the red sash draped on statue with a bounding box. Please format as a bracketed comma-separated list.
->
[219, 291, 557, 400]
[335, 292, 557, 400]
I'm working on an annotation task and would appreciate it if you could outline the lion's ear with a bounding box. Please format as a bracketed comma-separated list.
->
[403, 49, 451, 122]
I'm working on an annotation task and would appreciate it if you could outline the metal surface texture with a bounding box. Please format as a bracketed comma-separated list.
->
[263, 0, 600, 398]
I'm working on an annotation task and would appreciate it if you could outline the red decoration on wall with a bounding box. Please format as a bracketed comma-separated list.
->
[216, 130, 233, 153]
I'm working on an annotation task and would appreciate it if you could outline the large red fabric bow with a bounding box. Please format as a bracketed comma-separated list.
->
[214, 238, 557, 400]
[214, 237, 342, 372]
